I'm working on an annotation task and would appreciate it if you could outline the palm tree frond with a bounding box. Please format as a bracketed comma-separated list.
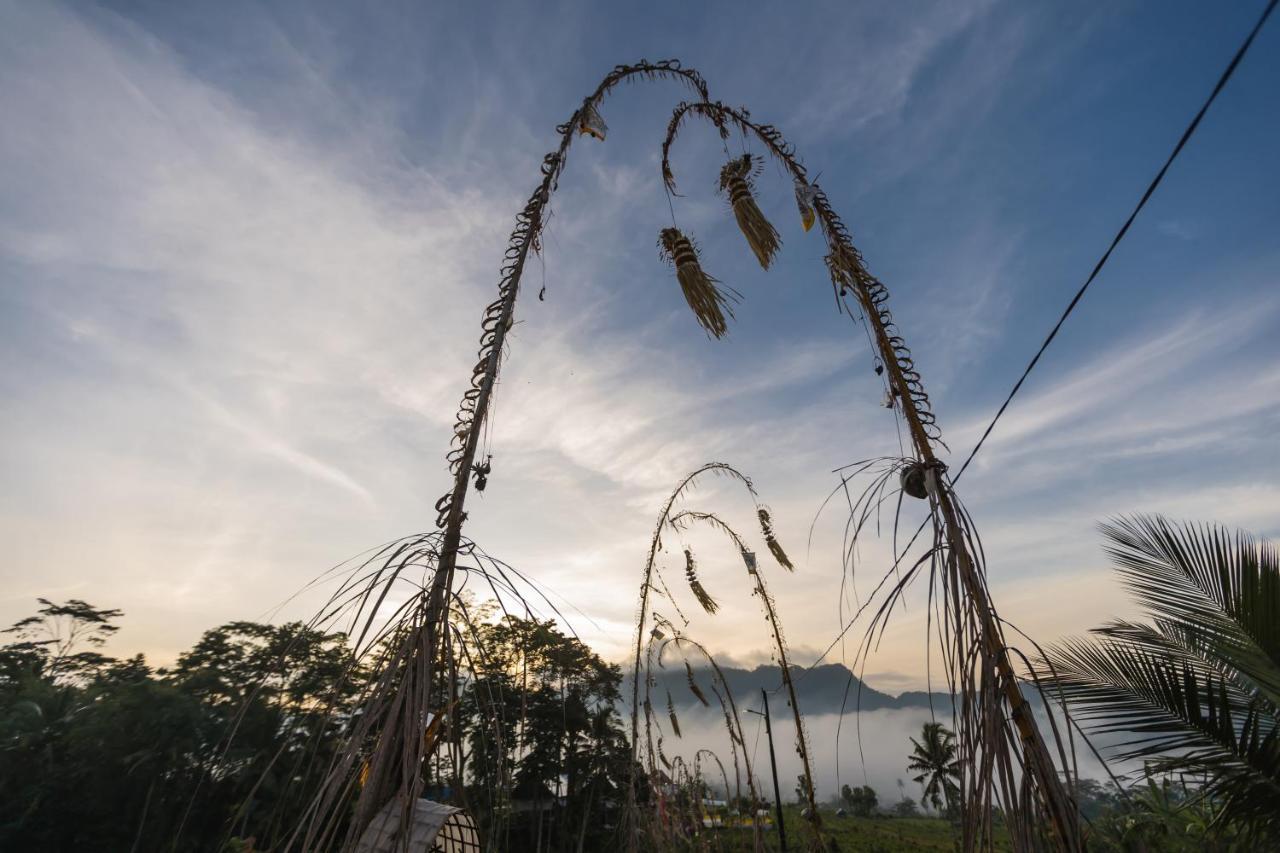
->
[1044, 515, 1280, 840]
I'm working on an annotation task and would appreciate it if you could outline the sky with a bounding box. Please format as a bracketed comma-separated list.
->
[2, 0, 1278, 696]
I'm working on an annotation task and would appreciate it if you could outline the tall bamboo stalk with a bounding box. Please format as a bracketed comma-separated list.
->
[343, 61, 712, 846]
[661, 101, 1082, 850]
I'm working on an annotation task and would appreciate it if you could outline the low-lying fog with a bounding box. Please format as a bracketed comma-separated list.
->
[660, 705, 1119, 806]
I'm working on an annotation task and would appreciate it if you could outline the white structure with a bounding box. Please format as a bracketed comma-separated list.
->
[354, 798, 481, 853]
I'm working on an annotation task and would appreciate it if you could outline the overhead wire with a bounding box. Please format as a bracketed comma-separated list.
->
[953, 0, 1277, 482]
[799, 0, 1278, 676]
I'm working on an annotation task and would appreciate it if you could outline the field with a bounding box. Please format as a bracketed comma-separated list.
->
[717, 806, 1013, 851]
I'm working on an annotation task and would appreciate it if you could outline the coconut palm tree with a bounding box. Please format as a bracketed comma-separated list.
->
[1044, 515, 1279, 839]
[907, 722, 961, 815]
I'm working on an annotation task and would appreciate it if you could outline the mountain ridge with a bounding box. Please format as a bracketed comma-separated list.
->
[644, 662, 957, 714]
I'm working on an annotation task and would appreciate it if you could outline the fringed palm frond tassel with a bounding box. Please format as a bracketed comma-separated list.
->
[666, 690, 682, 737]
[718, 154, 781, 269]
[683, 548, 719, 614]
[684, 660, 710, 706]
[757, 508, 794, 570]
[659, 227, 737, 339]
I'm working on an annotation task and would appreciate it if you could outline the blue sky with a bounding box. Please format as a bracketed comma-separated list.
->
[2, 0, 1277, 690]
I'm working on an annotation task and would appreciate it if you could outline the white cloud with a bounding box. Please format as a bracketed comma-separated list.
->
[1, 0, 1275, 699]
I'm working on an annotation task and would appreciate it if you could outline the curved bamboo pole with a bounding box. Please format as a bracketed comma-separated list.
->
[349, 60, 713, 844]
[660, 100, 1082, 851]
[628, 465, 753, 770]
[624, 463, 757, 848]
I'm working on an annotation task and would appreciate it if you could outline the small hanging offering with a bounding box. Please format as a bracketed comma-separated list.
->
[794, 176, 818, 232]
[578, 101, 607, 140]
[900, 462, 929, 500]
[742, 550, 759, 574]
[718, 154, 781, 270]
[659, 227, 737, 339]
[471, 455, 491, 492]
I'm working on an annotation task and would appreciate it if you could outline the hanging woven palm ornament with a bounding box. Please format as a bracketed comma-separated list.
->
[578, 101, 607, 140]
[718, 154, 781, 269]
[900, 462, 929, 499]
[794, 176, 818, 232]
[659, 227, 737, 339]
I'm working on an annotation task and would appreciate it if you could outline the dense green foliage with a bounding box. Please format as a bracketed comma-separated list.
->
[839, 783, 878, 817]
[906, 722, 960, 816]
[458, 615, 633, 851]
[1044, 515, 1279, 845]
[0, 599, 632, 852]
[0, 600, 359, 851]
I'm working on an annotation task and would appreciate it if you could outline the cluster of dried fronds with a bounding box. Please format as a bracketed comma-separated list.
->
[661, 101, 944, 443]
[658, 227, 738, 339]
[718, 154, 781, 269]
[683, 549, 719, 615]
[818, 459, 1085, 849]
[231, 531, 572, 852]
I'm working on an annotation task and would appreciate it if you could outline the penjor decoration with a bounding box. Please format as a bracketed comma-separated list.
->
[718, 153, 782, 269]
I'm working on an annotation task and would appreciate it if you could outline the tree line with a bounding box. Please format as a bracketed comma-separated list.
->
[0, 599, 632, 852]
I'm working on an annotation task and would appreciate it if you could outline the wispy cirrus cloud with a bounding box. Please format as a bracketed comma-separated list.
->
[1, 0, 1276, 690]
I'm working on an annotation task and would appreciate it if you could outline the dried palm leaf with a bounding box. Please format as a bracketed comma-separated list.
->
[659, 227, 736, 338]
[578, 100, 608, 140]
[718, 154, 781, 269]
[666, 690, 682, 737]
[794, 176, 818, 232]
[757, 507, 794, 570]
[683, 548, 719, 614]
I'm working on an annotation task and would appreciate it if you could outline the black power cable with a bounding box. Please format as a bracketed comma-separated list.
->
[953, 0, 1277, 482]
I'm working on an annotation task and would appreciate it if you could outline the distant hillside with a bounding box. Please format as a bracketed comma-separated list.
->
[643, 662, 956, 715]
